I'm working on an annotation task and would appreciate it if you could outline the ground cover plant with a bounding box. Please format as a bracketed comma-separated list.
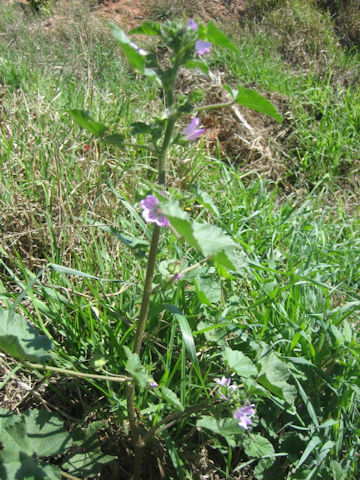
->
[1, 1, 360, 479]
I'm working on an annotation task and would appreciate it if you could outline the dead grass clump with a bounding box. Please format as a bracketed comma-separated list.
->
[261, 0, 339, 69]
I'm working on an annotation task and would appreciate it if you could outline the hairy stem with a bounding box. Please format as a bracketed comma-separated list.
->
[25, 363, 130, 382]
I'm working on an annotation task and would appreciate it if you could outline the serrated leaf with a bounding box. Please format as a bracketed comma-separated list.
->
[235, 86, 282, 122]
[244, 434, 275, 458]
[23, 410, 72, 457]
[0, 309, 52, 363]
[197, 416, 243, 437]
[124, 346, 152, 388]
[130, 21, 161, 36]
[202, 22, 237, 53]
[160, 199, 243, 271]
[194, 189, 219, 216]
[258, 351, 296, 404]
[160, 386, 184, 411]
[66, 109, 108, 136]
[223, 347, 258, 378]
[194, 275, 221, 305]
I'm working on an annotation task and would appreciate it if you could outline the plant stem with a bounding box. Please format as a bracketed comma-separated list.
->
[25, 363, 131, 382]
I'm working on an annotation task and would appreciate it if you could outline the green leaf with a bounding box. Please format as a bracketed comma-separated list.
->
[160, 199, 244, 271]
[66, 109, 108, 136]
[0, 309, 52, 363]
[0, 451, 60, 480]
[194, 274, 221, 305]
[110, 24, 146, 72]
[258, 351, 296, 404]
[244, 434, 275, 458]
[62, 451, 115, 476]
[184, 59, 209, 75]
[102, 134, 125, 146]
[203, 22, 237, 53]
[226, 86, 282, 122]
[130, 21, 161, 36]
[23, 410, 72, 457]
[197, 416, 243, 437]
[165, 305, 200, 374]
[194, 188, 219, 216]
[49, 263, 121, 282]
[296, 436, 321, 470]
[124, 346, 152, 388]
[160, 386, 184, 411]
[223, 347, 258, 378]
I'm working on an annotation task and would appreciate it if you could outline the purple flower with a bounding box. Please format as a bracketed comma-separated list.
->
[187, 19, 198, 31]
[149, 381, 159, 388]
[171, 272, 183, 282]
[195, 40, 212, 55]
[215, 376, 231, 387]
[234, 404, 255, 430]
[182, 118, 205, 141]
[140, 195, 170, 227]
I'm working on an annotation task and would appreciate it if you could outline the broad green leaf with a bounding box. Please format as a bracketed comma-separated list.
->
[23, 410, 72, 457]
[244, 434, 275, 458]
[0, 309, 52, 363]
[110, 24, 146, 72]
[160, 199, 243, 271]
[102, 134, 125, 146]
[223, 347, 258, 378]
[62, 451, 115, 476]
[225, 86, 282, 122]
[197, 416, 243, 436]
[96, 226, 148, 249]
[0, 451, 60, 480]
[194, 275, 221, 305]
[197, 320, 227, 344]
[66, 109, 108, 136]
[203, 22, 237, 53]
[124, 346, 152, 388]
[130, 21, 161, 36]
[160, 386, 184, 411]
[1, 417, 33, 456]
[194, 189, 219, 216]
[258, 351, 296, 404]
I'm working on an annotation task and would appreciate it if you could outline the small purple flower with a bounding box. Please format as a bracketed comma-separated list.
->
[140, 195, 170, 227]
[234, 404, 255, 430]
[171, 272, 183, 282]
[195, 40, 212, 56]
[149, 381, 159, 388]
[187, 19, 198, 31]
[215, 376, 231, 387]
[182, 118, 205, 141]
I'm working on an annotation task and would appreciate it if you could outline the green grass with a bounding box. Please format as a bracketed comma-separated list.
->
[1, 1, 360, 479]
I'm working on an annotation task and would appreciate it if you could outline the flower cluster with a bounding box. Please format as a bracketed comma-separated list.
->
[215, 376, 256, 430]
[187, 19, 212, 56]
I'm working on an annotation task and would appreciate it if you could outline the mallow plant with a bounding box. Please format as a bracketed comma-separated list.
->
[0, 18, 285, 480]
